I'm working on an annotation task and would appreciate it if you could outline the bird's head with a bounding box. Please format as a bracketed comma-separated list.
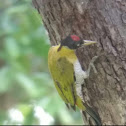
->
[57, 35, 96, 51]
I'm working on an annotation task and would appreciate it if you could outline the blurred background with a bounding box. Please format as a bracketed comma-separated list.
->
[0, 0, 82, 125]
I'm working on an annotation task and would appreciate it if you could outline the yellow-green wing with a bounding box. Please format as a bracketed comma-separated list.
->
[48, 56, 77, 108]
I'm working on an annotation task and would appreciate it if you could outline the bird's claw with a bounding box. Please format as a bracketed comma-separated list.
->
[86, 56, 98, 77]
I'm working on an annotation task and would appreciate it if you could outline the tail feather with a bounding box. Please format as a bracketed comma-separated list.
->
[71, 95, 101, 125]
[82, 102, 102, 125]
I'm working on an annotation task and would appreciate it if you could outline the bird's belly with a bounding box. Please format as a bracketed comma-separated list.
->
[74, 60, 87, 85]
[74, 60, 87, 100]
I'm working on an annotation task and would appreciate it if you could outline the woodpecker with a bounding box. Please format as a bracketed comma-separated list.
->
[48, 35, 101, 125]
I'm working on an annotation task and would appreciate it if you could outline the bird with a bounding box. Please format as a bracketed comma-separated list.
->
[48, 35, 101, 125]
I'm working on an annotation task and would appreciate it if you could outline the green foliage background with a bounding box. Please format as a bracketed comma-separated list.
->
[0, 0, 82, 125]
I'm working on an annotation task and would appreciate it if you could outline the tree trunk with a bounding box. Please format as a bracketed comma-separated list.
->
[32, 0, 126, 125]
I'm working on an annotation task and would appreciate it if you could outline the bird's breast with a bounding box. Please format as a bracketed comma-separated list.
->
[74, 60, 87, 85]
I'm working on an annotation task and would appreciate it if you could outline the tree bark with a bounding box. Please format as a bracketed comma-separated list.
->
[32, 0, 126, 125]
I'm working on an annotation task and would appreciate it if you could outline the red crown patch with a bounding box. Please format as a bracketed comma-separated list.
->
[71, 35, 80, 41]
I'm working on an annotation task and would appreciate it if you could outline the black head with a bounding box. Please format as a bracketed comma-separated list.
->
[58, 35, 83, 51]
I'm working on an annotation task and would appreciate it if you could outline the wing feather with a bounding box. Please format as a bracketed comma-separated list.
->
[48, 55, 77, 107]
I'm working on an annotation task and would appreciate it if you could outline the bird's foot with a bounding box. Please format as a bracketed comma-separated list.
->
[86, 56, 98, 77]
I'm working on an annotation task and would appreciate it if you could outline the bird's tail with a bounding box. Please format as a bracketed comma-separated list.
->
[82, 102, 102, 125]
[76, 96, 101, 125]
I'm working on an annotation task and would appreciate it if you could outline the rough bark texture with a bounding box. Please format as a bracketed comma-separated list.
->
[32, 0, 126, 125]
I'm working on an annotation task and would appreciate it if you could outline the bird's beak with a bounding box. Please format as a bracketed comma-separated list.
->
[83, 40, 97, 46]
